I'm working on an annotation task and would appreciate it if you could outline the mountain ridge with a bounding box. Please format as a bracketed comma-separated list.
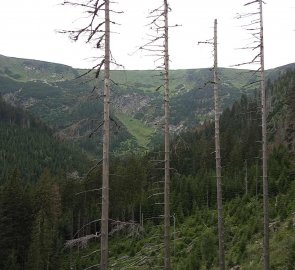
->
[1, 54, 295, 154]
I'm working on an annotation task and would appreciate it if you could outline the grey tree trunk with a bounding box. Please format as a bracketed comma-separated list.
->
[100, 0, 110, 269]
[245, 159, 248, 196]
[214, 19, 225, 270]
[259, 1, 269, 269]
[163, 1, 171, 269]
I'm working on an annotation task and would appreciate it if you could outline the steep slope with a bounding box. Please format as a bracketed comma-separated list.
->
[0, 54, 78, 82]
[0, 96, 89, 182]
[267, 69, 295, 153]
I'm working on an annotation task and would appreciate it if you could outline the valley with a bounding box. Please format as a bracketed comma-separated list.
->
[0, 54, 294, 269]
[1, 54, 294, 156]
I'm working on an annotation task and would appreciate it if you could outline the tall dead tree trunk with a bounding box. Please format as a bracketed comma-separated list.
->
[213, 19, 225, 270]
[141, 1, 174, 267]
[163, 1, 171, 269]
[259, 0, 269, 269]
[236, 0, 269, 265]
[245, 159, 248, 196]
[59, 1, 114, 268]
[101, 0, 110, 268]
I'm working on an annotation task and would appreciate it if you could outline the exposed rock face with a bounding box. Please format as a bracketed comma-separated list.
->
[3, 92, 38, 109]
[54, 118, 98, 140]
[2, 93, 17, 106]
[112, 92, 151, 115]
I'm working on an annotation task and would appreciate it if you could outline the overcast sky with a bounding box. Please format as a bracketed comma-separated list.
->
[0, 0, 294, 70]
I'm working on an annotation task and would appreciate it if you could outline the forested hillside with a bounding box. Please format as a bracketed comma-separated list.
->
[0, 96, 89, 182]
[1, 68, 294, 269]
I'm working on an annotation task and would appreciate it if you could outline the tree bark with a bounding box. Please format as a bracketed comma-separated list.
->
[245, 159, 248, 196]
[100, 0, 110, 269]
[259, 1, 269, 269]
[163, 1, 171, 269]
[214, 19, 225, 270]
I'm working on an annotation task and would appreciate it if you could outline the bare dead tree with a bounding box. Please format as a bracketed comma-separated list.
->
[138, 1, 174, 269]
[59, 0, 115, 268]
[100, 1, 110, 268]
[259, 2, 269, 269]
[163, 1, 171, 269]
[198, 19, 225, 270]
[236, 1, 269, 268]
[213, 19, 225, 270]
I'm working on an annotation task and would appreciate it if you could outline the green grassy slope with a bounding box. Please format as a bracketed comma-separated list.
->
[0, 54, 78, 82]
[115, 113, 155, 148]
[109, 68, 256, 96]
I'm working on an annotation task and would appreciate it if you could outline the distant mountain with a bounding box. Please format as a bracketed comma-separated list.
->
[0, 54, 294, 155]
[0, 54, 78, 82]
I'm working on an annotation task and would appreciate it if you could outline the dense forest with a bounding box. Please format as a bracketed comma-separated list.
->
[0, 96, 89, 182]
[0, 69, 294, 269]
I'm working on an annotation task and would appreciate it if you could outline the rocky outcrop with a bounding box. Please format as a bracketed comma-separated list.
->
[112, 92, 151, 115]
